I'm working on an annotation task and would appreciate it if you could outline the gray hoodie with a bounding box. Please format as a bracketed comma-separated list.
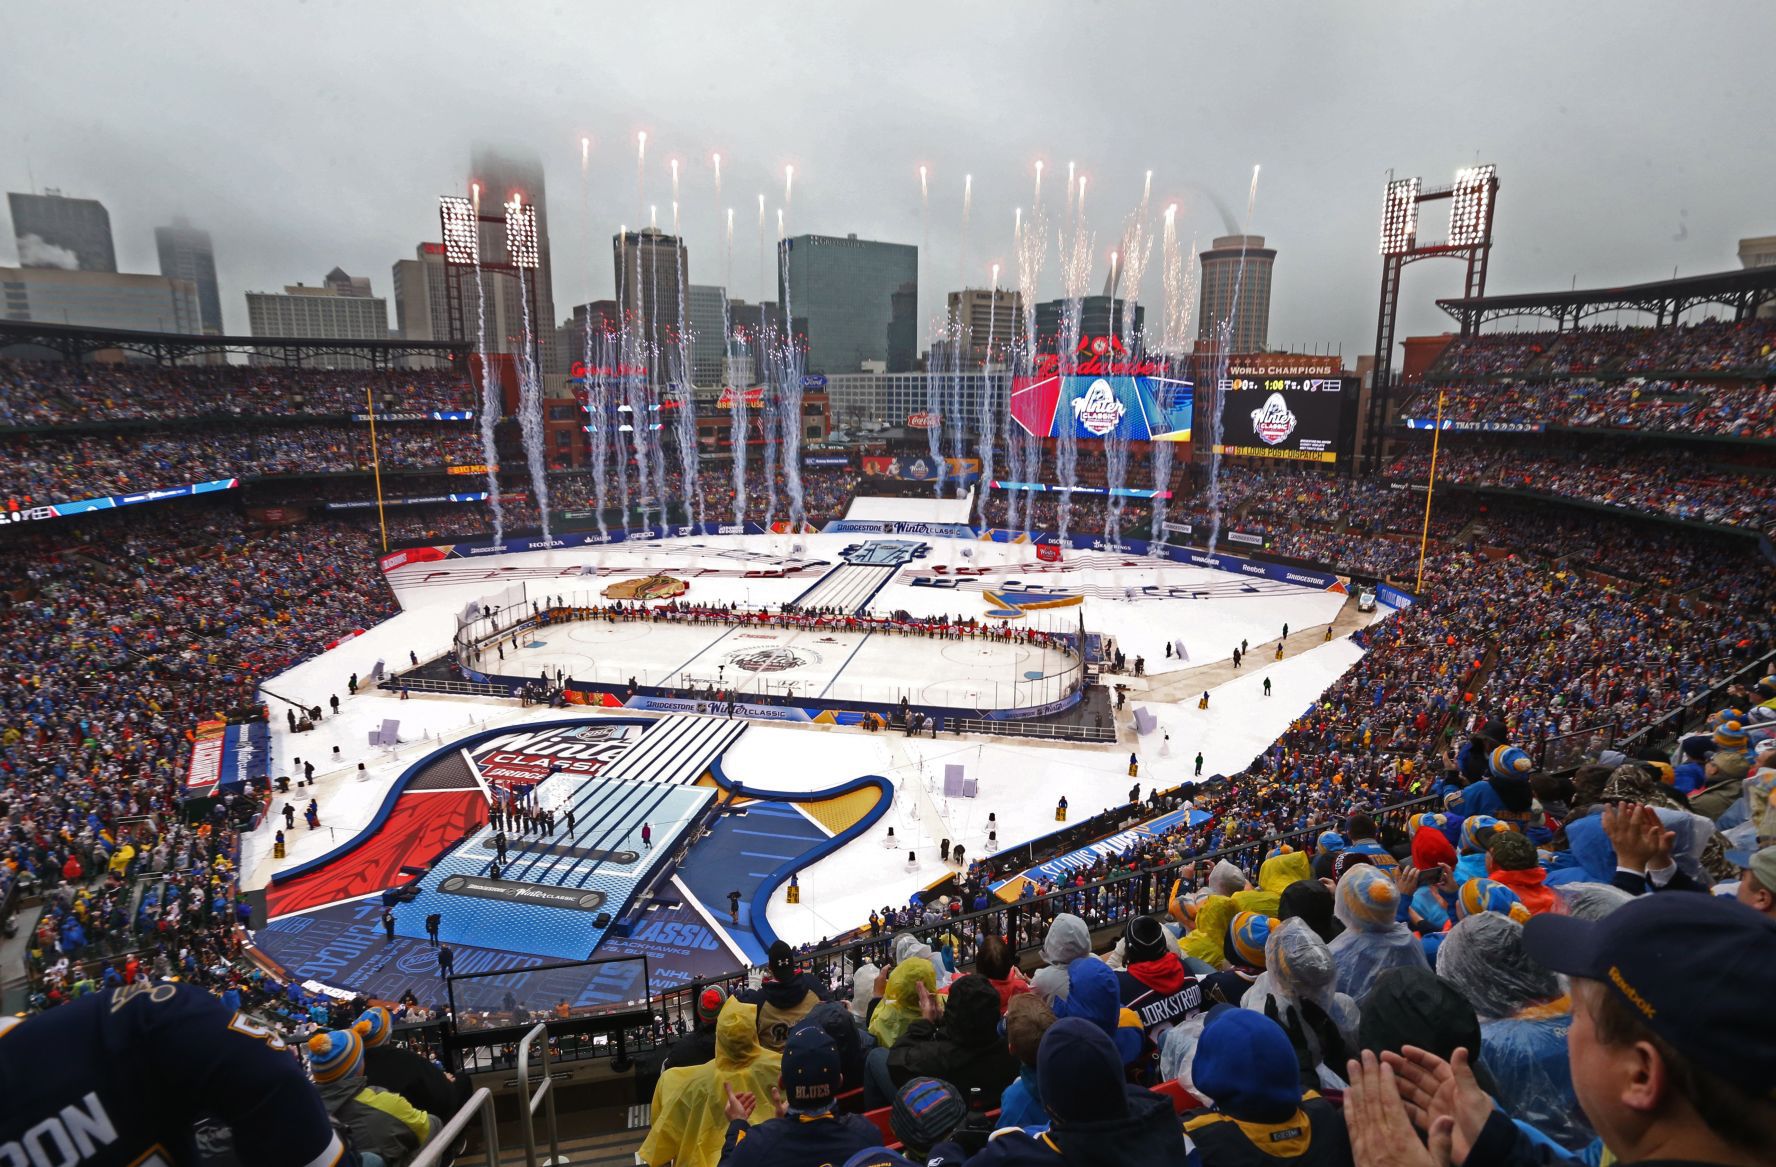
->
[1030, 913, 1091, 1002]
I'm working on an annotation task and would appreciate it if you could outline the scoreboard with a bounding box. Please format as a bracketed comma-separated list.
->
[1213, 376, 1358, 463]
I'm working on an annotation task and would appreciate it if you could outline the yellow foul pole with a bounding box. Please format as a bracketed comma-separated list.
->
[1414, 388, 1445, 593]
[367, 386, 388, 552]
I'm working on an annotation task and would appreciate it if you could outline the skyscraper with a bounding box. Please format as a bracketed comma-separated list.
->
[613, 228, 689, 382]
[246, 269, 388, 368]
[1195, 234, 1276, 353]
[392, 243, 452, 367]
[945, 288, 1024, 365]
[776, 233, 917, 375]
[1033, 296, 1145, 354]
[8, 190, 117, 272]
[468, 144, 560, 372]
[154, 217, 223, 334]
[686, 284, 728, 385]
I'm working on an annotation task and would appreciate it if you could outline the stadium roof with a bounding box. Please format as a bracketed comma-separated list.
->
[1438, 266, 1776, 331]
[0, 319, 469, 368]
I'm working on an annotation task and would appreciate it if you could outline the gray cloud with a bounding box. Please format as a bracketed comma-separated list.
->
[2, 0, 1771, 358]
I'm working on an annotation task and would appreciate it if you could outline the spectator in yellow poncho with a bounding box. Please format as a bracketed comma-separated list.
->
[639, 998, 782, 1167]
[867, 956, 939, 1049]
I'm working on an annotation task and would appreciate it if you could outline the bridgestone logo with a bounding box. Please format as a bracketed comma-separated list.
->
[438, 875, 607, 912]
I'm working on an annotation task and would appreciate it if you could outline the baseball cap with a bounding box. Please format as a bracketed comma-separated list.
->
[890, 1077, 966, 1151]
[1522, 893, 1776, 1095]
[781, 1026, 842, 1111]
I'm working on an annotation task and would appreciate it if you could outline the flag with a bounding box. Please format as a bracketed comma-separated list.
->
[1035, 543, 1061, 563]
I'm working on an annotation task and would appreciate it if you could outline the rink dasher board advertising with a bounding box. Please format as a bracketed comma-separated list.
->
[3, 477, 239, 525]
[1213, 376, 1358, 463]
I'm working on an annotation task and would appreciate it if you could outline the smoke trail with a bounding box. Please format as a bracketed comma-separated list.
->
[778, 174, 806, 530]
[512, 236, 551, 540]
[470, 226, 504, 544]
[590, 331, 611, 542]
[670, 197, 701, 532]
[1107, 175, 1153, 545]
[1056, 172, 1093, 543]
[1014, 178, 1048, 539]
[977, 267, 1000, 528]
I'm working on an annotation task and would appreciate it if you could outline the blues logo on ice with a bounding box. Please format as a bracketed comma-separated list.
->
[1250, 392, 1298, 445]
[723, 646, 821, 673]
[1071, 378, 1127, 436]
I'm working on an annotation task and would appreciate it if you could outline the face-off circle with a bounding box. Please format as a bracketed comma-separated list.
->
[721, 645, 822, 673]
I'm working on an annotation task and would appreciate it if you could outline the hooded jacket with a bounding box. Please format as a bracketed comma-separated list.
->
[1181, 895, 1238, 968]
[1117, 951, 1204, 1083]
[639, 1000, 783, 1167]
[316, 1071, 435, 1167]
[1486, 863, 1560, 916]
[933, 1019, 1188, 1166]
[1030, 914, 1091, 1002]
[885, 973, 1020, 1109]
[741, 969, 827, 1050]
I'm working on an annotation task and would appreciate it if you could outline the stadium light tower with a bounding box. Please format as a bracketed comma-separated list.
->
[1365, 163, 1499, 473]
[437, 190, 543, 370]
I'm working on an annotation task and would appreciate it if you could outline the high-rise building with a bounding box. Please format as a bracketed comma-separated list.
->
[154, 217, 223, 334]
[392, 243, 452, 367]
[1032, 296, 1146, 354]
[1195, 234, 1276, 353]
[8, 190, 117, 273]
[613, 228, 689, 381]
[468, 144, 561, 372]
[0, 267, 200, 332]
[1741, 236, 1776, 320]
[944, 288, 1024, 365]
[776, 233, 917, 375]
[686, 284, 728, 385]
[246, 269, 389, 368]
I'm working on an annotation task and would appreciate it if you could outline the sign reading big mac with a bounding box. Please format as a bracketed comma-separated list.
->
[1011, 335, 1193, 442]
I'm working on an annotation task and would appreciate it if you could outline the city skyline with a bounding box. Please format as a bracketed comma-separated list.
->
[2, 2, 1772, 362]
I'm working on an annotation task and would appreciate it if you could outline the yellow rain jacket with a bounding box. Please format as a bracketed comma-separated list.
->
[639, 999, 783, 1167]
[1238, 851, 1313, 918]
[1181, 894, 1239, 969]
[867, 957, 938, 1049]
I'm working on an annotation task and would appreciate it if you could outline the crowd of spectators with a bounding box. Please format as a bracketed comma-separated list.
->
[2, 424, 487, 506]
[1397, 377, 1776, 439]
[1429, 319, 1776, 378]
[1386, 440, 1776, 533]
[0, 359, 471, 428]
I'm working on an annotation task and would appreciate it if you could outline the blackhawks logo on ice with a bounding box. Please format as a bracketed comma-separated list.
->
[1071, 378, 1126, 436]
[1250, 392, 1298, 446]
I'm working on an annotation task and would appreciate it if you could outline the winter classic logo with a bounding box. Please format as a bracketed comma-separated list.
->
[1071, 378, 1126, 436]
[722, 646, 821, 673]
[1250, 392, 1298, 446]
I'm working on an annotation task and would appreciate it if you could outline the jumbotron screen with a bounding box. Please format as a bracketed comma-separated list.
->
[1212, 376, 1356, 463]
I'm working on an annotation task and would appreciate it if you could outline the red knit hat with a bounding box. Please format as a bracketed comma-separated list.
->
[1411, 825, 1457, 872]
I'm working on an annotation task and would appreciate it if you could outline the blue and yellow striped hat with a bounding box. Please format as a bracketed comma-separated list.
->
[307, 1027, 364, 1083]
[1336, 864, 1400, 930]
[1229, 911, 1272, 968]
[1457, 877, 1530, 923]
[1460, 815, 1510, 854]
[1488, 746, 1534, 782]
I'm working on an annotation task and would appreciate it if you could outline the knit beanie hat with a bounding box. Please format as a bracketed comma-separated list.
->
[356, 1006, 391, 1048]
[1457, 877, 1529, 923]
[1229, 911, 1272, 969]
[1316, 831, 1347, 856]
[1710, 706, 1749, 728]
[307, 1027, 364, 1083]
[1411, 826, 1458, 872]
[1124, 914, 1169, 965]
[1459, 815, 1509, 854]
[1192, 1009, 1300, 1123]
[1486, 831, 1539, 872]
[1714, 721, 1750, 751]
[1039, 1018, 1128, 1124]
[1681, 735, 1717, 762]
[890, 1077, 966, 1152]
[1488, 746, 1534, 783]
[697, 984, 729, 1024]
[1335, 864, 1399, 931]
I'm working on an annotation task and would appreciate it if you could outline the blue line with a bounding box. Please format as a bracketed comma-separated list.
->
[741, 851, 797, 861]
[732, 828, 804, 838]
[818, 630, 874, 699]
[663, 624, 742, 685]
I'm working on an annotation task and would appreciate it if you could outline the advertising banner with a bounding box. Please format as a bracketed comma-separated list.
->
[1226, 531, 1264, 546]
[822, 520, 979, 538]
[1401, 418, 1545, 433]
[862, 454, 979, 482]
[623, 694, 813, 721]
[1010, 374, 1193, 442]
[4, 478, 239, 526]
[1214, 376, 1352, 462]
[350, 411, 474, 422]
[997, 805, 1211, 889]
[325, 493, 490, 511]
[989, 481, 1172, 500]
[184, 721, 267, 798]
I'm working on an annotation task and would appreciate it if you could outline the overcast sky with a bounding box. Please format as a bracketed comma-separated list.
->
[5, 1, 1772, 357]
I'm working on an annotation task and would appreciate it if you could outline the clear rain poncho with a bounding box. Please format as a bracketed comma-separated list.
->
[1435, 912, 1595, 1152]
[1327, 864, 1427, 1002]
[1240, 917, 1360, 1090]
[868, 956, 939, 1049]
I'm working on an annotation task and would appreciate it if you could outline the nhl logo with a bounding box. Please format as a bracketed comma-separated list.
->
[1250, 392, 1298, 445]
[1071, 378, 1126, 436]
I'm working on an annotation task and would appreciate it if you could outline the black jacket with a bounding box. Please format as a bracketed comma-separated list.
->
[885, 974, 1020, 1110]
[719, 1111, 880, 1167]
[364, 1043, 467, 1127]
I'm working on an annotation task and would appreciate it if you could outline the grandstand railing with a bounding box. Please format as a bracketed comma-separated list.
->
[409, 1087, 500, 1167]
[385, 676, 522, 699]
[1615, 647, 1776, 757]
[951, 716, 1116, 744]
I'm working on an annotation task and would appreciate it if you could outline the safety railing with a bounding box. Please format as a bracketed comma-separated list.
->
[953, 716, 1116, 744]
[408, 1087, 500, 1167]
[385, 676, 520, 698]
[516, 1021, 564, 1167]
